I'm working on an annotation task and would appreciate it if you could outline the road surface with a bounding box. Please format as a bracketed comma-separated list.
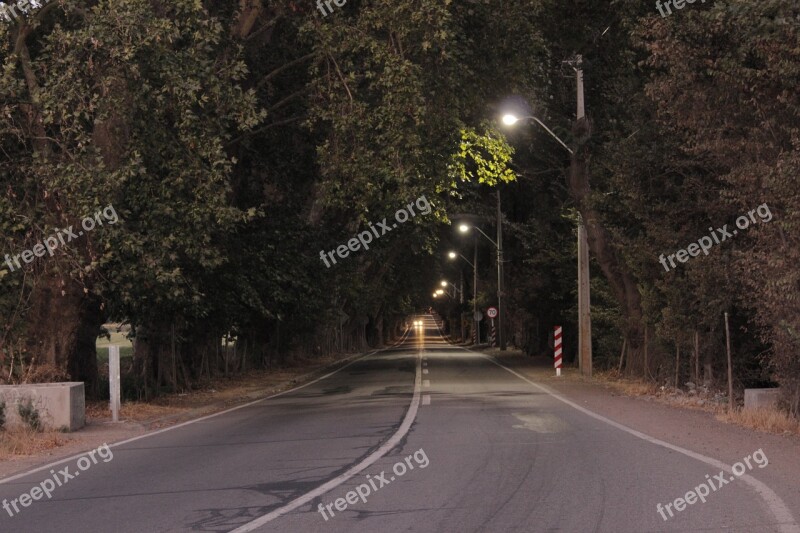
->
[0, 315, 797, 532]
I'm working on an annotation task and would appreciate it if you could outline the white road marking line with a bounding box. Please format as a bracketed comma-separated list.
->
[422, 395, 431, 405]
[431, 318, 800, 533]
[423, 379, 430, 387]
[0, 330, 414, 486]
[485, 355, 800, 532]
[423, 368, 429, 374]
[229, 346, 423, 532]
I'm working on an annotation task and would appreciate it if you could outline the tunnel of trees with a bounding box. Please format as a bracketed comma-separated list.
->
[1, 0, 797, 414]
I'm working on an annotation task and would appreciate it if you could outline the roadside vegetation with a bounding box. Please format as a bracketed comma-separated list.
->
[0, 1, 797, 426]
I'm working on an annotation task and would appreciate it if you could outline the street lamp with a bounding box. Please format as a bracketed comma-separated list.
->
[501, 114, 519, 126]
[440, 280, 462, 298]
[448, 250, 474, 268]
[500, 113, 573, 154]
[446, 252, 470, 341]
[459, 224, 498, 248]
[453, 232, 479, 343]
[501, 83, 593, 376]
[460, 223, 504, 350]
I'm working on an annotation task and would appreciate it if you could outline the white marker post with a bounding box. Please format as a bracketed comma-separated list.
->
[109, 345, 121, 422]
[554, 326, 563, 377]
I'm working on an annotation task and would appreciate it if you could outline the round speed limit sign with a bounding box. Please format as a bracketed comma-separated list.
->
[486, 306, 498, 318]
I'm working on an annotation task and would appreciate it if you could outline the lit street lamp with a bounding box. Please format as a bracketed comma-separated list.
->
[501, 114, 573, 154]
[440, 280, 462, 299]
[501, 66, 593, 376]
[452, 230, 480, 344]
[445, 253, 469, 341]
[459, 222, 504, 350]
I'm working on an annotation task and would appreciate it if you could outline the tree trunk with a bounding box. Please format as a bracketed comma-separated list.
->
[25, 277, 102, 394]
[567, 117, 645, 375]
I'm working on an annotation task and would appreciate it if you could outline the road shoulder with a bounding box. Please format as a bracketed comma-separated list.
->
[481, 348, 800, 516]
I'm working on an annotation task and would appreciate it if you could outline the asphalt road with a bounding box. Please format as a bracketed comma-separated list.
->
[0, 315, 797, 533]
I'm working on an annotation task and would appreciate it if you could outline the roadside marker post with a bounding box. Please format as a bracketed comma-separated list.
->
[109, 345, 121, 422]
[473, 310, 483, 345]
[487, 307, 498, 347]
[554, 326, 563, 377]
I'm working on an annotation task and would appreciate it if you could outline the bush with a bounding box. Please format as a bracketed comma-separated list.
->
[17, 399, 41, 431]
[26, 364, 69, 383]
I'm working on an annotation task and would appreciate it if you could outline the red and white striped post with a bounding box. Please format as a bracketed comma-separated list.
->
[554, 326, 563, 376]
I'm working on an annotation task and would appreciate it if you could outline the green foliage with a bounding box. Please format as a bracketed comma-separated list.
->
[448, 124, 517, 189]
[1, 0, 797, 410]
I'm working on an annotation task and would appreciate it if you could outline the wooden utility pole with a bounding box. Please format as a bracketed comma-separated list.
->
[577, 223, 592, 376]
[473, 234, 479, 344]
[459, 269, 465, 342]
[497, 189, 506, 350]
[644, 325, 649, 380]
[694, 330, 700, 383]
[724, 312, 734, 411]
[575, 55, 592, 377]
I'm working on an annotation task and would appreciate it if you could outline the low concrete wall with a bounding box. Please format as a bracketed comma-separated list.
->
[0, 382, 85, 432]
[744, 388, 781, 410]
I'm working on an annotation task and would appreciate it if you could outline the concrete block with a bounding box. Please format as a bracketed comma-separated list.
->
[744, 388, 781, 410]
[0, 382, 85, 432]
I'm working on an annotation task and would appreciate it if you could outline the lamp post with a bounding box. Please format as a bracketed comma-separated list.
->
[434, 282, 461, 338]
[459, 222, 504, 349]
[447, 253, 467, 305]
[440, 280, 462, 300]
[501, 68, 593, 376]
[448, 251, 470, 341]
[454, 230, 481, 344]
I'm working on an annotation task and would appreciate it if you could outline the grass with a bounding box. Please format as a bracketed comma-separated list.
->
[85, 401, 183, 422]
[717, 407, 800, 436]
[594, 370, 661, 397]
[96, 325, 133, 364]
[0, 428, 70, 460]
[96, 345, 134, 364]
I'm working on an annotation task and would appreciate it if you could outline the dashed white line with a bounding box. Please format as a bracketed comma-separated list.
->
[422, 394, 431, 405]
[423, 379, 430, 387]
[423, 368, 429, 374]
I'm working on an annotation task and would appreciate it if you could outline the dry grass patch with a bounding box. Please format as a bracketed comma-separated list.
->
[0, 428, 70, 461]
[86, 401, 185, 423]
[85, 354, 353, 424]
[718, 407, 800, 436]
[594, 370, 660, 397]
